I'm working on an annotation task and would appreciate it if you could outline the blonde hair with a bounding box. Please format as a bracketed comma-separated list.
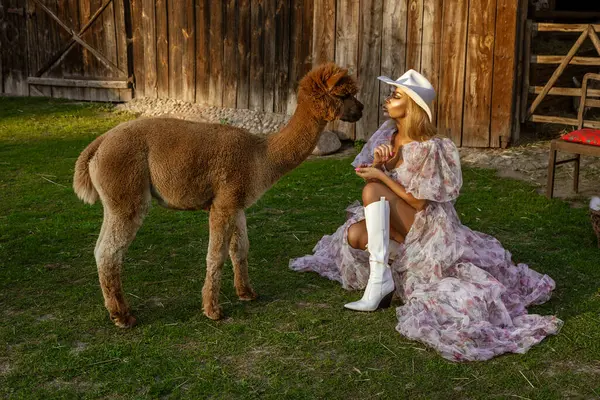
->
[399, 89, 437, 142]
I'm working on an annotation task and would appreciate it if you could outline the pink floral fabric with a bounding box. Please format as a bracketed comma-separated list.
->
[290, 122, 562, 362]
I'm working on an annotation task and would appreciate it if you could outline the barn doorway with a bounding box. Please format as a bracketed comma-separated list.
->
[519, 0, 600, 140]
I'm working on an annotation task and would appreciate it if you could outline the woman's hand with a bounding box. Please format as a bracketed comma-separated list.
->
[355, 166, 386, 182]
[373, 144, 395, 165]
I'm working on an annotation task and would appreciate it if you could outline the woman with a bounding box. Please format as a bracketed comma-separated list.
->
[290, 70, 562, 362]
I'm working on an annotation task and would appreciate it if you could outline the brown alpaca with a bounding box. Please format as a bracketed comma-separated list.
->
[73, 63, 363, 327]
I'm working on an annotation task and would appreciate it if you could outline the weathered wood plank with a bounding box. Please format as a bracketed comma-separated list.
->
[334, 0, 360, 139]
[41, 0, 61, 97]
[250, 0, 264, 110]
[77, 0, 92, 100]
[312, 0, 335, 66]
[168, 0, 183, 99]
[130, 0, 145, 97]
[437, 0, 469, 145]
[53, 0, 78, 99]
[406, 0, 424, 71]
[156, 0, 168, 98]
[421, 0, 442, 123]
[102, 0, 119, 101]
[209, 0, 223, 106]
[6, 0, 29, 95]
[102, 0, 117, 72]
[380, 0, 407, 125]
[312, 0, 335, 132]
[89, 0, 109, 101]
[182, 0, 195, 102]
[462, 0, 496, 147]
[195, 0, 210, 104]
[237, 0, 251, 109]
[47, 0, 62, 79]
[534, 23, 600, 32]
[142, 0, 157, 98]
[274, 0, 289, 113]
[530, 86, 600, 97]
[113, 0, 128, 99]
[405, 0, 423, 71]
[28, 77, 129, 88]
[531, 56, 600, 65]
[222, 0, 238, 108]
[301, 0, 314, 74]
[25, 0, 41, 95]
[584, 98, 600, 108]
[286, 0, 303, 113]
[117, 87, 132, 101]
[60, 0, 85, 76]
[30, 0, 54, 97]
[356, 0, 383, 141]
[263, 0, 276, 112]
[490, 0, 519, 148]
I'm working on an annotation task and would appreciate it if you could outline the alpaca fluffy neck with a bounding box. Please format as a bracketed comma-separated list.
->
[264, 101, 327, 182]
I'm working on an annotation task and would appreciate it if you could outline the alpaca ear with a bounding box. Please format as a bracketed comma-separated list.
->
[326, 70, 347, 91]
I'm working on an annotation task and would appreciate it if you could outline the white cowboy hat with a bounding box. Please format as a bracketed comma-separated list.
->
[377, 70, 436, 122]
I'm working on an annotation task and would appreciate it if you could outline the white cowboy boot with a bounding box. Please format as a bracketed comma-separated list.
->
[345, 197, 395, 311]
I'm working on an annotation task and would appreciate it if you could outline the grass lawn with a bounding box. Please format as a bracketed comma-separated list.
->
[0, 97, 599, 399]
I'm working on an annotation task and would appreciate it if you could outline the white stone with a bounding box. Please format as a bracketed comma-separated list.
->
[312, 130, 341, 156]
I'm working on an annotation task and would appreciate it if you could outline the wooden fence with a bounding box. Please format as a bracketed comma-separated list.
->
[1, 0, 521, 146]
[520, 22, 600, 129]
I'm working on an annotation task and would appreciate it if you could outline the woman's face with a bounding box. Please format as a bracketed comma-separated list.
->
[382, 87, 409, 120]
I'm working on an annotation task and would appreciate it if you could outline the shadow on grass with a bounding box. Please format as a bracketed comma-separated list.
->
[0, 96, 114, 120]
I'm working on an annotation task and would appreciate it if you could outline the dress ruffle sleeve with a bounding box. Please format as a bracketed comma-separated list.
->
[351, 120, 397, 168]
[394, 138, 462, 202]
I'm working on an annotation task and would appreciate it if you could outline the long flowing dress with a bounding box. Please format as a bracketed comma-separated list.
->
[289, 120, 563, 362]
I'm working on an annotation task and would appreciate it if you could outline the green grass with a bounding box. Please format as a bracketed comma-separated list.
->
[1, 96, 599, 399]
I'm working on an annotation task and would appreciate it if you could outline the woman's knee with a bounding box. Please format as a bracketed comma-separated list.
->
[347, 222, 366, 250]
[362, 182, 386, 205]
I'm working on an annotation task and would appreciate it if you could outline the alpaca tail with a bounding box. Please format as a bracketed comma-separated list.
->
[73, 135, 105, 204]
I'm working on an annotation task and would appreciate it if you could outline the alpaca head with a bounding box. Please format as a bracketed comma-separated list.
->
[297, 63, 363, 122]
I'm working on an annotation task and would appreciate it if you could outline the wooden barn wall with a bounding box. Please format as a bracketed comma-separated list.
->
[0, 0, 131, 101]
[1, 0, 520, 147]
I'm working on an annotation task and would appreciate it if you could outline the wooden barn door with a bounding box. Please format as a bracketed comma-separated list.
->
[25, 0, 131, 101]
[0, 0, 30, 95]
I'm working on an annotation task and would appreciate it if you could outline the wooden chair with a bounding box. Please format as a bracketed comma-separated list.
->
[546, 73, 600, 199]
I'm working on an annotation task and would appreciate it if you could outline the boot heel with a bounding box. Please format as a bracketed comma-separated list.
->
[377, 291, 394, 310]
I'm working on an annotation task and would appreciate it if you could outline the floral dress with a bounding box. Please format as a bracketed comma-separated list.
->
[289, 120, 562, 362]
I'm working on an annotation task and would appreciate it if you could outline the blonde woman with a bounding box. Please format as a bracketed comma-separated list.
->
[290, 70, 562, 361]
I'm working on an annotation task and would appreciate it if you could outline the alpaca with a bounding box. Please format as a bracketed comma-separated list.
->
[73, 63, 363, 327]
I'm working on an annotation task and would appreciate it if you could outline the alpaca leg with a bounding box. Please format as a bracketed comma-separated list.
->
[202, 208, 237, 320]
[229, 211, 257, 301]
[94, 208, 109, 261]
[95, 209, 146, 328]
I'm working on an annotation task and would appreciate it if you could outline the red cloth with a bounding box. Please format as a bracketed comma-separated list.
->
[561, 128, 600, 146]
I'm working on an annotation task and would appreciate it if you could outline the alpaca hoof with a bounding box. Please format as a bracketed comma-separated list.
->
[203, 305, 223, 320]
[111, 313, 137, 329]
[237, 287, 258, 301]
